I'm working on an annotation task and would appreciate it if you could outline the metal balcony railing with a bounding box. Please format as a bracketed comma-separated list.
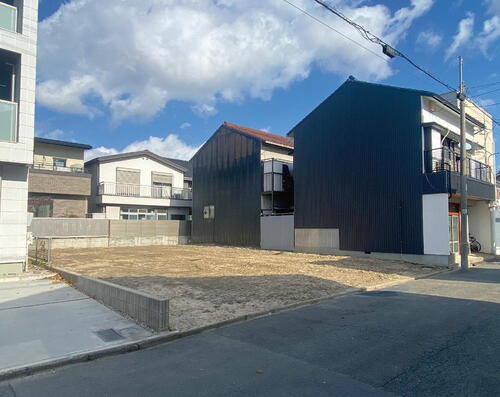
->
[31, 162, 85, 173]
[262, 158, 293, 193]
[98, 182, 192, 200]
[0, 2, 17, 32]
[0, 99, 17, 142]
[424, 147, 492, 183]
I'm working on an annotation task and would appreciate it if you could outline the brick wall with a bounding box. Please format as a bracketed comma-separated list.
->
[29, 195, 88, 218]
[53, 197, 88, 218]
[29, 169, 91, 196]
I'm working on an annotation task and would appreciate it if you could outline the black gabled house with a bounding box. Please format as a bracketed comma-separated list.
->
[289, 77, 495, 265]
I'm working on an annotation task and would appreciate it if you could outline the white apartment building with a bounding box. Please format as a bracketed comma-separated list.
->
[85, 151, 192, 220]
[0, 0, 38, 274]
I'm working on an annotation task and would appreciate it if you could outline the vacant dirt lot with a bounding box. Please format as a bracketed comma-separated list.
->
[52, 245, 440, 331]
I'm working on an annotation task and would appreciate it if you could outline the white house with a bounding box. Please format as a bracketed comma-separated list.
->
[85, 151, 192, 220]
[0, 0, 39, 274]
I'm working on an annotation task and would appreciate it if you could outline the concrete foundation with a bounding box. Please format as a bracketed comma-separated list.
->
[294, 246, 452, 267]
[295, 228, 340, 254]
[49, 237, 109, 249]
[0, 262, 24, 276]
[109, 236, 189, 247]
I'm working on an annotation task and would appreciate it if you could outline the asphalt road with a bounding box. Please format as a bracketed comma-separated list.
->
[2, 263, 500, 397]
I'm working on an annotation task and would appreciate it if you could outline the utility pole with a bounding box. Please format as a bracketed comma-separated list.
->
[458, 56, 469, 271]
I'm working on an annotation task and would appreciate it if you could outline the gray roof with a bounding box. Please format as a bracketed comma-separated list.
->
[164, 158, 192, 178]
[35, 137, 92, 150]
[85, 150, 188, 173]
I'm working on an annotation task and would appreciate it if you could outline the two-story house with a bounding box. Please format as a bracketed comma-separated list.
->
[192, 122, 294, 247]
[289, 77, 496, 266]
[85, 150, 192, 220]
[28, 137, 92, 218]
[0, 0, 38, 274]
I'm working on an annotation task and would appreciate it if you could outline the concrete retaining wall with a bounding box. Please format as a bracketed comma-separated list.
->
[30, 218, 109, 237]
[29, 219, 191, 249]
[260, 215, 294, 251]
[52, 266, 169, 331]
[109, 236, 190, 247]
[49, 237, 109, 249]
[109, 220, 191, 238]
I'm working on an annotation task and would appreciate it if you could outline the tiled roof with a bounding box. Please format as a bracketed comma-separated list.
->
[223, 122, 294, 148]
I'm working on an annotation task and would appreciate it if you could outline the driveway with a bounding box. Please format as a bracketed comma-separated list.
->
[2, 263, 500, 396]
[0, 278, 151, 373]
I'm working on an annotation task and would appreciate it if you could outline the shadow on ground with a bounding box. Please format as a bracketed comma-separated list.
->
[3, 266, 500, 396]
[101, 274, 353, 331]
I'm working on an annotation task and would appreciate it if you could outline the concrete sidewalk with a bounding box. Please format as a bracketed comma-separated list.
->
[0, 279, 152, 373]
[2, 262, 500, 396]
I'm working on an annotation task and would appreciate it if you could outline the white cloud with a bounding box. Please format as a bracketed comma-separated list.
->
[485, 0, 500, 15]
[37, 128, 66, 140]
[477, 98, 496, 106]
[180, 122, 191, 130]
[416, 30, 442, 49]
[477, 15, 500, 54]
[84, 146, 119, 161]
[445, 13, 475, 60]
[38, 0, 434, 123]
[84, 134, 200, 162]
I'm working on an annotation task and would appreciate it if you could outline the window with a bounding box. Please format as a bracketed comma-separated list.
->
[171, 214, 186, 221]
[120, 207, 168, 220]
[0, 61, 14, 102]
[116, 168, 140, 196]
[54, 158, 67, 168]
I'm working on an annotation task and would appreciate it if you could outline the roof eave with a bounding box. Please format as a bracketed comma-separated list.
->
[84, 150, 187, 172]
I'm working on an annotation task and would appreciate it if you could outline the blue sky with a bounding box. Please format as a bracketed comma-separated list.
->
[35, 0, 500, 160]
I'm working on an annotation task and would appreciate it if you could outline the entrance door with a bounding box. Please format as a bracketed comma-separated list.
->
[449, 213, 459, 253]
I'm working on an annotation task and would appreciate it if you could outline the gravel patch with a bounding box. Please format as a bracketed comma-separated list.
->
[51, 245, 440, 331]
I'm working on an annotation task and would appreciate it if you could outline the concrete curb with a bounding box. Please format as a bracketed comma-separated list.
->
[0, 331, 178, 382]
[0, 269, 451, 382]
[363, 267, 453, 291]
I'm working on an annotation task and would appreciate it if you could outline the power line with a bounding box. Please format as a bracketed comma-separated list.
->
[466, 101, 500, 108]
[467, 81, 500, 90]
[466, 99, 500, 128]
[310, 0, 500, 128]
[279, 0, 388, 62]
[283, 0, 500, 128]
[311, 0, 456, 92]
[470, 87, 500, 98]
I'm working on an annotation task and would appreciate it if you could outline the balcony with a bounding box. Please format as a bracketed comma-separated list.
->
[0, 2, 17, 32]
[0, 99, 17, 142]
[262, 159, 293, 193]
[424, 147, 492, 183]
[31, 162, 85, 173]
[98, 182, 192, 200]
[423, 147, 495, 200]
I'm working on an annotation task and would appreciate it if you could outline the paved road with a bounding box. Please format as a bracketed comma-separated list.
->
[2, 264, 500, 396]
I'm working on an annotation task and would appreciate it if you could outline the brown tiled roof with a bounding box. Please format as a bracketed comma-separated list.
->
[223, 122, 294, 148]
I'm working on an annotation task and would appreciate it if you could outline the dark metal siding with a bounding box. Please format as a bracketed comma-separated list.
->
[423, 172, 495, 200]
[192, 126, 261, 247]
[292, 80, 425, 255]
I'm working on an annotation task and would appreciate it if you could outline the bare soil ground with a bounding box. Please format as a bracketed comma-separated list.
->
[51, 245, 441, 331]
